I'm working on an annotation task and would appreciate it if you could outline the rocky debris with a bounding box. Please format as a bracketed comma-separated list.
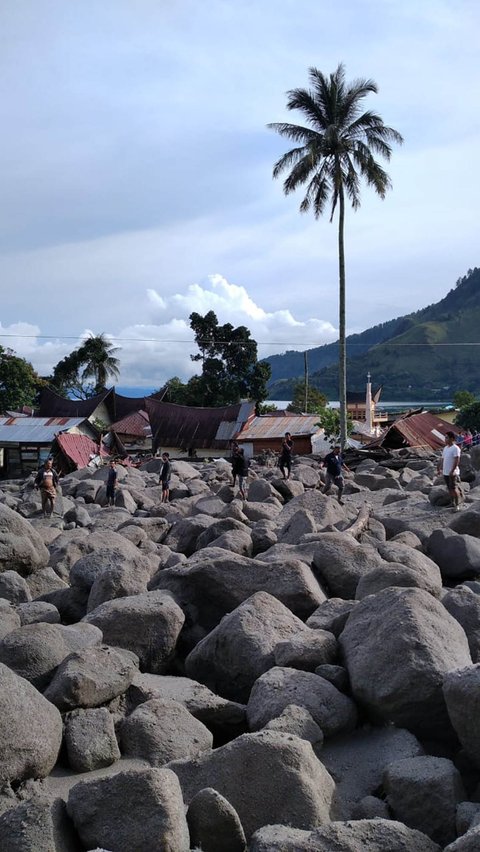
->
[249, 819, 441, 851]
[168, 730, 336, 840]
[185, 592, 309, 702]
[3, 449, 480, 849]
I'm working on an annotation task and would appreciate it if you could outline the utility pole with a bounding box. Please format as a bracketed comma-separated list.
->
[304, 351, 308, 413]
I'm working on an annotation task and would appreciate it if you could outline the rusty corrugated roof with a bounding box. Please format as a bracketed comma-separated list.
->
[375, 411, 456, 450]
[145, 398, 255, 451]
[55, 432, 109, 469]
[236, 414, 321, 441]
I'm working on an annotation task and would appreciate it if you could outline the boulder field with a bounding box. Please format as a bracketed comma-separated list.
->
[1, 448, 480, 850]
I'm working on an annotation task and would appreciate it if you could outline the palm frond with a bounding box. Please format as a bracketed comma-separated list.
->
[285, 86, 329, 129]
[267, 122, 319, 144]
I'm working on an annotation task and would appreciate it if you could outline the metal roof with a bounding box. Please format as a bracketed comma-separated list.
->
[110, 410, 151, 438]
[373, 411, 456, 451]
[55, 432, 109, 469]
[236, 414, 321, 441]
[0, 417, 85, 445]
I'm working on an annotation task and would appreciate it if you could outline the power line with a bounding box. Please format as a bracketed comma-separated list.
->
[2, 332, 480, 348]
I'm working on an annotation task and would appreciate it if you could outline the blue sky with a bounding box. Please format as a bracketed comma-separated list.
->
[0, 0, 478, 386]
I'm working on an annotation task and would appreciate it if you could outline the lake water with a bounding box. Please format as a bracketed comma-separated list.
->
[270, 400, 453, 410]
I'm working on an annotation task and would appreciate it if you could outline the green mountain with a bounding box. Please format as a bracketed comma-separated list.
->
[265, 267, 480, 401]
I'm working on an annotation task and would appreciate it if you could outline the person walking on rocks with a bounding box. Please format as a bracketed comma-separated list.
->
[439, 430, 463, 512]
[34, 458, 59, 517]
[106, 459, 117, 506]
[322, 445, 350, 505]
[160, 452, 172, 503]
[236, 447, 249, 500]
[279, 432, 294, 479]
[230, 441, 240, 487]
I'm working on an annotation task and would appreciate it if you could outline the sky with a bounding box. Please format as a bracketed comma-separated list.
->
[0, 0, 479, 389]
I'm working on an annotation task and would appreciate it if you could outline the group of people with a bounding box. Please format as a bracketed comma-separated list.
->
[229, 432, 349, 505]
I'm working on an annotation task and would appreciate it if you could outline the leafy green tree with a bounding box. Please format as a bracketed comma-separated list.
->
[269, 64, 403, 448]
[51, 334, 121, 398]
[0, 347, 42, 411]
[453, 390, 476, 409]
[257, 402, 278, 414]
[287, 380, 327, 414]
[456, 402, 480, 432]
[187, 310, 271, 406]
[316, 406, 353, 447]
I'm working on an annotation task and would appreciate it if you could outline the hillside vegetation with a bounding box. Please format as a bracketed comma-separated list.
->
[265, 267, 480, 400]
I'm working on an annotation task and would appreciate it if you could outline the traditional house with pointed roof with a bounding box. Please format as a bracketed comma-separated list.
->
[145, 398, 255, 458]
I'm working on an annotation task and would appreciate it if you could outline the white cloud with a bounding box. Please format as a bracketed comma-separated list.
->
[1, 276, 337, 388]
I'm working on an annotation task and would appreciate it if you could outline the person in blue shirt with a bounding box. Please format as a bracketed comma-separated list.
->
[322, 446, 350, 505]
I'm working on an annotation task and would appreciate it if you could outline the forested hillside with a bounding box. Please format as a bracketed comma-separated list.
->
[265, 267, 480, 400]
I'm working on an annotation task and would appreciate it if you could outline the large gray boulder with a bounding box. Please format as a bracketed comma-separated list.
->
[121, 698, 213, 764]
[383, 755, 465, 847]
[377, 541, 442, 584]
[0, 598, 21, 639]
[44, 644, 139, 710]
[247, 667, 357, 738]
[0, 663, 62, 784]
[443, 586, 480, 661]
[0, 621, 102, 689]
[312, 533, 383, 598]
[0, 503, 49, 575]
[273, 629, 337, 670]
[154, 551, 325, 631]
[355, 561, 442, 599]
[67, 767, 190, 852]
[0, 569, 32, 604]
[444, 825, 480, 850]
[164, 514, 215, 556]
[168, 730, 335, 840]
[185, 592, 308, 702]
[340, 587, 472, 738]
[274, 490, 344, 529]
[427, 528, 480, 579]
[250, 819, 441, 852]
[83, 590, 184, 673]
[443, 665, 480, 768]
[86, 558, 152, 612]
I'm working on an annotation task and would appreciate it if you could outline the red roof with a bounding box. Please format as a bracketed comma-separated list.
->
[110, 409, 151, 438]
[56, 432, 109, 469]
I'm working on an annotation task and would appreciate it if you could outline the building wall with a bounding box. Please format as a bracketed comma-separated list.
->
[238, 436, 313, 455]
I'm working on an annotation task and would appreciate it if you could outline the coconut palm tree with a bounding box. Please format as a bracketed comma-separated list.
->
[79, 333, 120, 393]
[268, 64, 403, 448]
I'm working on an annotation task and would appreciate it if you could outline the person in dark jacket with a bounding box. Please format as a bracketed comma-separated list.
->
[106, 460, 117, 506]
[236, 448, 249, 500]
[230, 441, 240, 487]
[160, 452, 172, 503]
[279, 432, 294, 479]
[322, 446, 350, 505]
[34, 458, 59, 517]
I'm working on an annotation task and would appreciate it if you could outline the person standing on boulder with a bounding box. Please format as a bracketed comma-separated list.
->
[322, 446, 350, 505]
[106, 459, 117, 506]
[160, 452, 172, 503]
[439, 431, 462, 512]
[279, 432, 294, 479]
[34, 458, 59, 517]
[236, 447, 249, 500]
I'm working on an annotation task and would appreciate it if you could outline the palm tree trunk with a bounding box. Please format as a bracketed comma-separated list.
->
[338, 182, 347, 450]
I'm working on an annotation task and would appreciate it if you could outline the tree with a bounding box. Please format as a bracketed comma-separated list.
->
[316, 406, 353, 447]
[456, 402, 480, 432]
[79, 334, 120, 394]
[187, 310, 271, 406]
[0, 347, 42, 411]
[453, 390, 476, 409]
[269, 64, 403, 448]
[51, 333, 121, 398]
[287, 380, 327, 414]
